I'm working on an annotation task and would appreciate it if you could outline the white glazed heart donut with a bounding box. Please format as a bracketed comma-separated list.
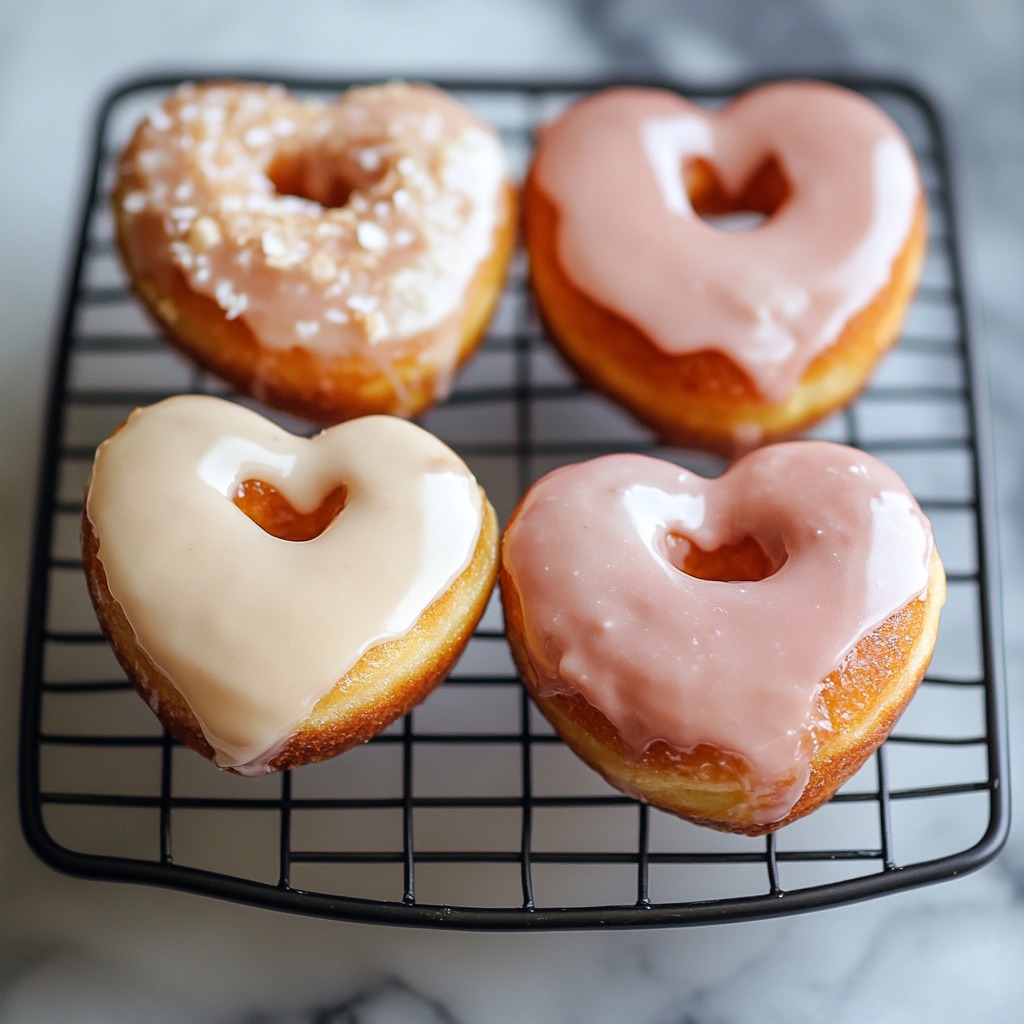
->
[82, 395, 498, 775]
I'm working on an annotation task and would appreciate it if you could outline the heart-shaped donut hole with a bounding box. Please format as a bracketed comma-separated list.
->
[233, 478, 348, 542]
[664, 531, 783, 583]
[684, 153, 791, 232]
[266, 145, 385, 209]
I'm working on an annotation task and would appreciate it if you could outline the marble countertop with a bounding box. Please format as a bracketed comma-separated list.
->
[2, 1, 1022, 1020]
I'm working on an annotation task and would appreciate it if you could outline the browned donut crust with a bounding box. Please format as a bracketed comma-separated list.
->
[500, 534, 945, 836]
[522, 178, 927, 457]
[83, 492, 499, 773]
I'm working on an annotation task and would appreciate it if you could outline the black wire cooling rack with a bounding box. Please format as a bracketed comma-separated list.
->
[19, 73, 1009, 929]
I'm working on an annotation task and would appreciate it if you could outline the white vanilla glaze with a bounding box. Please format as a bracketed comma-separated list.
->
[532, 81, 922, 401]
[115, 80, 509, 383]
[85, 395, 483, 773]
[501, 443, 934, 824]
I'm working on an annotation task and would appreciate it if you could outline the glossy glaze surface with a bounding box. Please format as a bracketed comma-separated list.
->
[532, 82, 921, 399]
[85, 396, 484, 772]
[502, 443, 934, 822]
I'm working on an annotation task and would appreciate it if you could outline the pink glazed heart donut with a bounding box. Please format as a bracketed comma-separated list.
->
[499, 442, 945, 834]
[524, 81, 927, 454]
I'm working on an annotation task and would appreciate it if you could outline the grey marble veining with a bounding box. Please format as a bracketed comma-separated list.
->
[1, 1, 1022, 1022]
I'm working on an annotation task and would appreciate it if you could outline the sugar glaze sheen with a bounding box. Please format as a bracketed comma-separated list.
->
[500, 441, 946, 833]
[524, 80, 928, 453]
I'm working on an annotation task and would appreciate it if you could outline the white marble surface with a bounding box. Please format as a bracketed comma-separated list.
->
[2, 1, 1023, 1020]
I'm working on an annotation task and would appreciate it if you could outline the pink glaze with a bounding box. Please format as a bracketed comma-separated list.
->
[501, 443, 934, 824]
[532, 82, 922, 401]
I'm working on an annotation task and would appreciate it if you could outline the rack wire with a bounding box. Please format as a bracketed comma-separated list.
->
[19, 73, 1008, 929]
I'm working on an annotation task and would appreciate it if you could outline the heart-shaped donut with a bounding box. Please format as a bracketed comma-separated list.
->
[82, 395, 498, 774]
[524, 81, 927, 452]
[113, 81, 517, 424]
[499, 442, 945, 833]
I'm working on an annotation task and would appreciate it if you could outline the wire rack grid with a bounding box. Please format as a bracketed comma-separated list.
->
[19, 73, 1008, 929]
